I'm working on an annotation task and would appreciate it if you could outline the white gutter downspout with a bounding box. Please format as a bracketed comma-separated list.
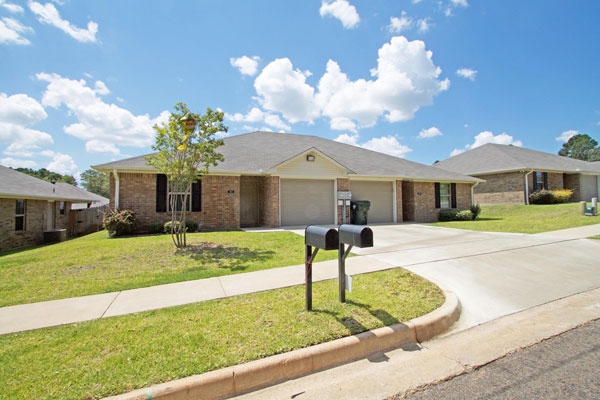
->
[524, 170, 534, 205]
[471, 181, 479, 205]
[113, 168, 120, 210]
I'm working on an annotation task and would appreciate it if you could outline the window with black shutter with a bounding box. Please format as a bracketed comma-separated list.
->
[191, 180, 202, 212]
[156, 174, 167, 212]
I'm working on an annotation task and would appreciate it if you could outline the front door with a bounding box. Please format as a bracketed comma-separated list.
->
[240, 179, 259, 227]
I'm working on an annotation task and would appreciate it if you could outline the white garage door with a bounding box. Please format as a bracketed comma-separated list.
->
[350, 181, 394, 223]
[281, 179, 335, 226]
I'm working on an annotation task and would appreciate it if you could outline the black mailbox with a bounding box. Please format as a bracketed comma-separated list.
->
[305, 225, 339, 250]
[338, 224, 373, 248]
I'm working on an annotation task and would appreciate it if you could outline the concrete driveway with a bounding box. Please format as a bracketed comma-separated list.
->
[352, 224, 600, 332]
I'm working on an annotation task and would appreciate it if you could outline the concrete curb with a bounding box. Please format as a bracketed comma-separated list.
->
[105, 291, 460, 400]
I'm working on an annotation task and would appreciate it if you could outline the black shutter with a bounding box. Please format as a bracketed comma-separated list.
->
[543, 173, 548, 190]
[434, 182, 441, 208]
[451, 183, 457, 208]
[156, 174, 167, 212]
[191, 180, 202, 212]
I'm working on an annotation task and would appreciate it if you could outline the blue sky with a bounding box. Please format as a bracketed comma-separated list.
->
[1, 0, 599, 182]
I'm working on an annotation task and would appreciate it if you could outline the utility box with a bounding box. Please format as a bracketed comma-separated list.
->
[338, 224, 373, 248]
[305, 225, 339, 250]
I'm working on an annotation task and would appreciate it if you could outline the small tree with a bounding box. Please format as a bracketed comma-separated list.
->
[146, 103, 226, 248]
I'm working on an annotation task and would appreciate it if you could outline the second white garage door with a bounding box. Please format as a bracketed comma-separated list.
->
[350, 181, 394, 223]
[281, 179, 335, 226]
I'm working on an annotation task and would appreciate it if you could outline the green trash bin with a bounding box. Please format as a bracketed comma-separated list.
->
[351, 200, 370, 225]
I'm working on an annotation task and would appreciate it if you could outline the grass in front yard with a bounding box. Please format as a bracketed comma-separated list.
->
[431, 203, 600, 234]
[0, 231, 339, 307]
[0, 268, 443, 400]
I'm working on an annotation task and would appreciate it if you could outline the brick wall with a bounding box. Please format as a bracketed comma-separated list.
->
[260, 176, 279, 227]
[474, 172, 526, 205]
[564, 173, 582, 202]
[111, 172, 242, 232]
[0, 198, 46, 252]
[395, 180, 403, 222]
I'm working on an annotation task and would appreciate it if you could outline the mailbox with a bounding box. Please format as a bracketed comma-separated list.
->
[305, 225, 339, 250]
[338, 224, 373, 248]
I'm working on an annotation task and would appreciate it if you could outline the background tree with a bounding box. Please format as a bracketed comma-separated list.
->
[558, 133, 600, 161]
[16, 167, 76, 185]
[146, 102, 226, 248]
[81, 169, 110, 198]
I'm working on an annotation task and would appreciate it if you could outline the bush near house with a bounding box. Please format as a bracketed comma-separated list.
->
[163, 220, 198, 234]
[438, 209, 473, 222]
[102, 209, 137, 237]
[529, 189, 573, 204]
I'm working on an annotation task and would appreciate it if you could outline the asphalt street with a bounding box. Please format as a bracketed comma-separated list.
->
[399, 318, 600, 400]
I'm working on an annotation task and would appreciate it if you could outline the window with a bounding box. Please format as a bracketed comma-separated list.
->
[59, 201, 66, 215]
[435, 183, 457, 209]
[156, 174, 202, 213]
[15, 199, 25, 231]
[533, 172, 548, 191]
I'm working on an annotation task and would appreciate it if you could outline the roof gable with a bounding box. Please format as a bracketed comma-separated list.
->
[0, 165, 102, 202]
[434, 144, 599, 175]
[94, 131, 480, 183]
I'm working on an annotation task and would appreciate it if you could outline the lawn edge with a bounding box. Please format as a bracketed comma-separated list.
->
[104, 290, 460, 400]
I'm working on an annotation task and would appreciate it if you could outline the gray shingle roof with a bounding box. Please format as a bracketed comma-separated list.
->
[0, 165, 104, 202]
[434, 144, 600, 176]
[94, 131, 479, 183]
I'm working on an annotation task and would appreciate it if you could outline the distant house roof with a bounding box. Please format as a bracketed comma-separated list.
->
[94, 131, 480, 183]
[434, 144, 600, 176]
[0, 165, 106, 203]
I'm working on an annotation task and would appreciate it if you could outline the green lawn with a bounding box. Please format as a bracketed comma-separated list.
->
[431, 203, 600, 234]
[0, 231, 340, 307]
[0, 268, 443, 400]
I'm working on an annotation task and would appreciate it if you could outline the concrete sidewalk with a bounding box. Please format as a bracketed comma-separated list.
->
[1, 224, 599, 335]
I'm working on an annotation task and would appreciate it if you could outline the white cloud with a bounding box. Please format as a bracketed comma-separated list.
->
[319, 0, 359, 29]
[93, 80, 110, 95]
[226, 107, 291, 131]
[417, 17, 432, 33]
[28, 1, 98, 43]
[418, 126, 443, 139]
[0, 157, 38, 168]
[389, 12, 413, 33]
[245, 36, 448, 133]
[555, 130, 579, 143]
[46, 152, 78, 176]
[317, 36, 449, 129]
[457, 67, 477, 81]
[0, 17, 33, 45]
[451, 131, 522, 156]
[230, 55, 260, 76]
[36, 72, 169, 153]
[334, 133, 412, 158]
[0, 92, 53, 157]
[451, 0, 469, 7]
[254, 58, 320, 124]
[1, 2, 25, 13]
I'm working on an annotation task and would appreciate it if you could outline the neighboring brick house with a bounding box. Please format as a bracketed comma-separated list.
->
[0, 166, 108, 252]
[94, 131, 480, 232]
[434, 144, 600, 205]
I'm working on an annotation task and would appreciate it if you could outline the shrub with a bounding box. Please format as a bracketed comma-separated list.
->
[163, 220, 198, 234]
[529, 189, 574, 204]
[552, 189, 573, 204]
[147, 222, 165, 234]
[470, 203, 482, 220]
[439, 209, 473, 222]
[529, 190, 555, 204]
[103, 209, 137, 237]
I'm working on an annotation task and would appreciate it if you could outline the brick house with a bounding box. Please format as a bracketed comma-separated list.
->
[434, 144, 600, 205]
[94, 131, 481, 232]
[0, 165, 108, 252]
